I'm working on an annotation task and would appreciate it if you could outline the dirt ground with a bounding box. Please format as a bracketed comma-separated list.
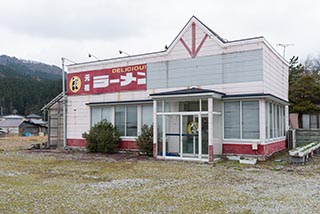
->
[0, 136, 320, 213]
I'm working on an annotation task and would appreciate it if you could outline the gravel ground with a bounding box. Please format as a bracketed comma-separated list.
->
[0, 138, 319, 213]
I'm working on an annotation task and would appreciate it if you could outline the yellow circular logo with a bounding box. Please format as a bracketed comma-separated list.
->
[69, 76, 81, 93]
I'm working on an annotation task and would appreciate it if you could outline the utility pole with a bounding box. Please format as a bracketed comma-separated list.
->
[277, 43, 294, 59]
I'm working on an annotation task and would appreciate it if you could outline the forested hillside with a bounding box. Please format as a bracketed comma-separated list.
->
[0, 56, 62, 116]
[0, 55, 61, 80]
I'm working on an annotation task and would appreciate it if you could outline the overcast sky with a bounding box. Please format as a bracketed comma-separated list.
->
[0, 0, 319, 67]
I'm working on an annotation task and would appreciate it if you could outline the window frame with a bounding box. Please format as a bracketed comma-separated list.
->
[223, 100, 260, 140]
[90, 103, 153, 138]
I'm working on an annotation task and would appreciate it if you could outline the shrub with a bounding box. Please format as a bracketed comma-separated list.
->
[136, 124, 153, 155]
[82, 120, 120, 153]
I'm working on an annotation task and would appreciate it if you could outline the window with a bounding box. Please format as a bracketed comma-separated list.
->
[269, 103, 273, 138]
[91, 107, 101, 126]
[302, 114, 320, 129]
[91, 106, 112, 126]
[142, 105, 153, 126]
[310, 114, 318, 129]
[102, 107, 112, 122]
[115, 106, 126, 136]
[91, 104, 153, 137]
[242, 101, 259, 139]
[115, 106, 137, 137]
[126, 106, 137, 136]
[224, 101, 240, 139]
[224, 101, 259, 139]
[265, 102, 286, 139]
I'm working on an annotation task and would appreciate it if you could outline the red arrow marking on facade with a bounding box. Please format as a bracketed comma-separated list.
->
[180, 22, 208, 58]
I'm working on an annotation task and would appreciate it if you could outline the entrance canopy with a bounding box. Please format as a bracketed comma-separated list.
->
[150, 87, 225, 99]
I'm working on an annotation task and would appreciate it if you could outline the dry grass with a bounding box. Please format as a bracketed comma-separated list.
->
[0, 136, 47, 151]
[0, 137, 320, 213]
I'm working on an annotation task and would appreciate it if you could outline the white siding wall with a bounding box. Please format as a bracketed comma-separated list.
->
[147, 49, 263, 89]
[263, 44, 289, 101]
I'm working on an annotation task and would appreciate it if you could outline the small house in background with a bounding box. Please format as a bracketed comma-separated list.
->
[26, 114, 42, 120]
[0, 114, 48, 136]
[41, 92, 64, 148]
[19, 120, 47, 136]
[0, 115, 25, 135]
[0, 119, 24, 135]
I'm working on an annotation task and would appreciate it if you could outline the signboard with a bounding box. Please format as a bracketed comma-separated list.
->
[67, 64, 146, 95]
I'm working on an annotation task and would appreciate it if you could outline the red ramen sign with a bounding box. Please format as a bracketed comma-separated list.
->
[67, 64, 146, 95]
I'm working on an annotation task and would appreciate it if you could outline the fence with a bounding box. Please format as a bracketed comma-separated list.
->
[295, 129, 320, 147]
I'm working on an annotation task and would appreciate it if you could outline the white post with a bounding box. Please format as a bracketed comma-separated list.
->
[260, 99, 266, 144]
[285, 105, 289, 132]
[208, 97, 213, 162]
[153, 100, 157, 158]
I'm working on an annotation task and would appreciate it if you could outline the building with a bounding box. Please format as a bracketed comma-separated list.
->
[62, 16, 289, 161]
[41, 92, 64, 147]
[19, 120, 47, 136]
[0, 115, 25, 135]
[26, 114, 43, 120]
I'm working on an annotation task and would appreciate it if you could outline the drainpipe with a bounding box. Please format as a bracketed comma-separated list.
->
[61, 58, 67, 148]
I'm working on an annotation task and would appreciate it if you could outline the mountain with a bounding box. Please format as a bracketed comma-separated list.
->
[0, 55, 62, 116]
[0, 55, 62, 80]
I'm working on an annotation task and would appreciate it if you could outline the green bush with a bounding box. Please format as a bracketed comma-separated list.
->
[82, 120, 120, 153]
[136, 124, 154, 155]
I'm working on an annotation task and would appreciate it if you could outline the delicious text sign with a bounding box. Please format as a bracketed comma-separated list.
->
[67, 64, 146, 95]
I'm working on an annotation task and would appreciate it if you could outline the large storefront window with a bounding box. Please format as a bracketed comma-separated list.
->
[91, 104, 152, 137]
[224, 100, 259, 139]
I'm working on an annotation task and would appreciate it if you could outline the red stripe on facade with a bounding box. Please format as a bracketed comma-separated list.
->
[180, 38, 192, 56]
[180, 22, 208, 58]
[208, 145, 214, 162]
[119, 140, 138, 150]
[153, 144, 157, 159]
[192, 22, 196, 56]
[195, 34, 208, 56]
[222, 140, 286, 157]
[67, 138, 139, 150]
[67, 139, 87, 147]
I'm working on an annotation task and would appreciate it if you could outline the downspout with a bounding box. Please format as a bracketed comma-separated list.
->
[61, 58, 67, 149]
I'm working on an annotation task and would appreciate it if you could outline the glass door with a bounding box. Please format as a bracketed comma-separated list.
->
[182, 115, 199, 158]
[201, 116, 208, 157]
[159, 113, 208, 160]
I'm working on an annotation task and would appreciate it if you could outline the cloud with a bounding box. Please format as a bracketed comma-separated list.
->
[0, 0, 320, 66]
[0, 0, 154, 40]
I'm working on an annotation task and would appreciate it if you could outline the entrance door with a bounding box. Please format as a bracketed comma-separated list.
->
[182, 115, 199, 157]
[181, 115, 208, 158]
[162, 113, 208, 160]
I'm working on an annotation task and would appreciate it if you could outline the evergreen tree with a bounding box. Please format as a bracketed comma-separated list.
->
[289, 56, 320, 115]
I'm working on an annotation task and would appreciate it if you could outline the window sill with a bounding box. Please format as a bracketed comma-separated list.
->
[120, 137, 137, 141]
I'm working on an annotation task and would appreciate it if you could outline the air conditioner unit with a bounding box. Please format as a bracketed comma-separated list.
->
[287, 129, 296, 149]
